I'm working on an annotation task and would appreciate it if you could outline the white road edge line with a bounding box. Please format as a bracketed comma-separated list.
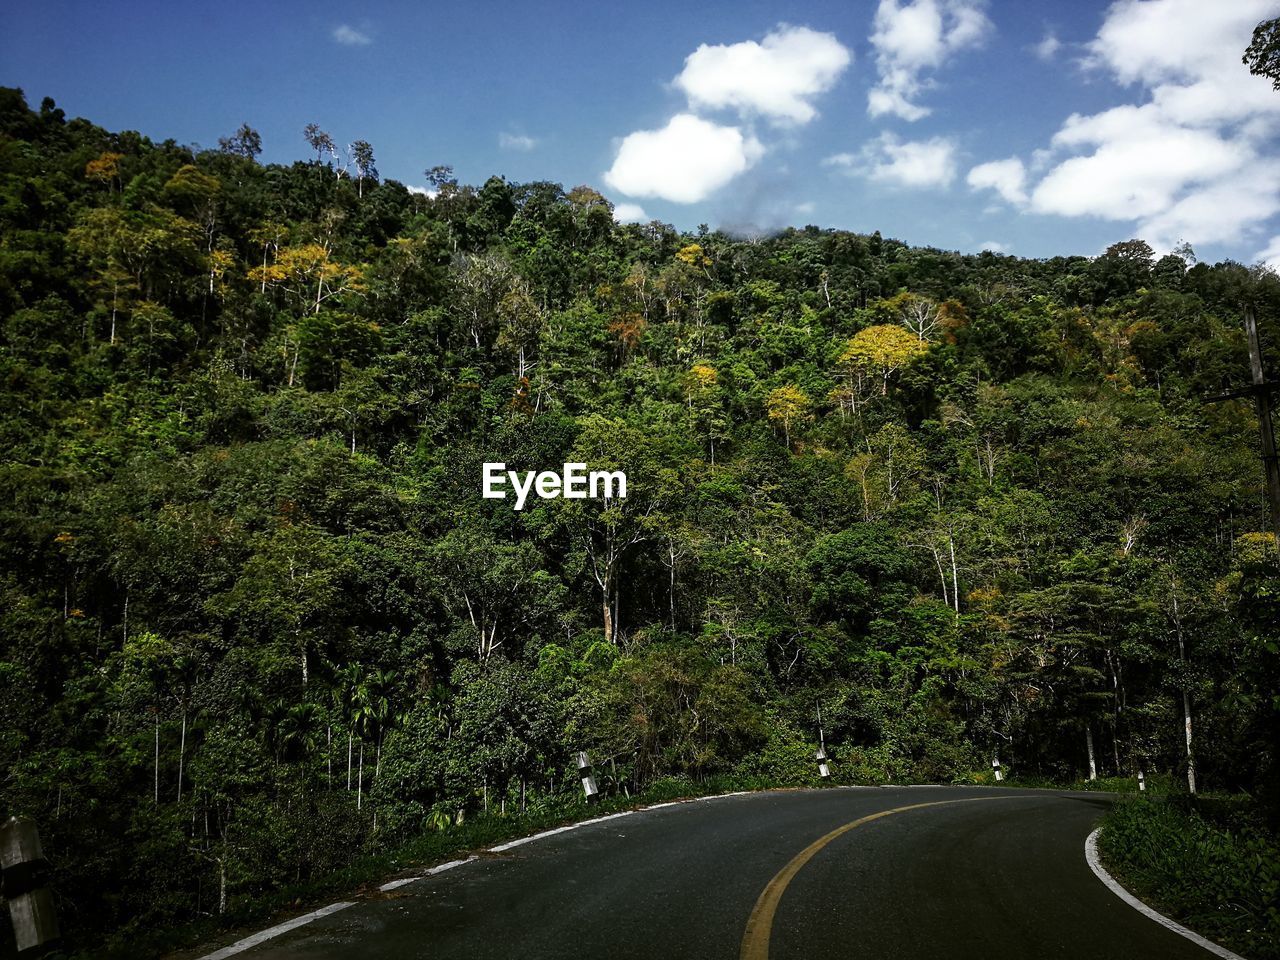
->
[1084, 828, 1245, 960]
[491, 811, 634, 852]
[379, 855, 478, 891]
[196, 901, 356, 960]
[196, 790, 768, 958]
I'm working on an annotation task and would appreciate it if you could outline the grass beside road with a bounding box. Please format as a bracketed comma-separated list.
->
[1098, 796, 1280, 960]
[121, 774, 784, 960]
[121, 773, 1270, 960]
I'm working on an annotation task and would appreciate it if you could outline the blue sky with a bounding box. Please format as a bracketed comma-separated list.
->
[4, 0, 1280, 265]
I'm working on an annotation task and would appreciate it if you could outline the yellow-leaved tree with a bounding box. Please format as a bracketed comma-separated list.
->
[766, 384, 811, 448]
[839, 324, 928, 396]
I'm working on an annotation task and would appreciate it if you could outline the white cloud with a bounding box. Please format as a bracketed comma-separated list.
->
[406, 185, 438, 198]
[1031, 110, 1246, 219]
[1257, 235, 1280, 271]
[867, 0, 993, 121]
[1085, 0, 1273, 88]
[1138, 164, 1280, 248]
[498, 132, 537, 152]
[613, 203, 649, 223]
[674, 24, 851, 125]
[604, 114, 764, 203]
[1034, 31, 1061, 61]
[833, 133, 958, 188]
[978, 240, 1009, 253]
[332, 24, 372, 46]
[983, 0, 1280, 251]
[967, 157, 1027, 204]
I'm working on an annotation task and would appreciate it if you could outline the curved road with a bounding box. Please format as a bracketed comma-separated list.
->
[200, 786, 1220, 960]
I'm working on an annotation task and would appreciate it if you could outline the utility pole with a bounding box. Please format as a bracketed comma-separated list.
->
[1207, 304, 1280, 561]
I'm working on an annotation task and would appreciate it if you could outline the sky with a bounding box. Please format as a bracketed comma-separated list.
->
[4, 0, 1280, 266]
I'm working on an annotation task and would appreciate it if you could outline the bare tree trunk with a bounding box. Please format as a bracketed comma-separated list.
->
[154, 714, 160, 804]
[669, 543, 677, 630]
[177, 710, 186, 801]
[948, 535, 960, 614]
[1086, 724, 1097, 781]
[931, 544, 949, 608]
[1172, 593, 1197, 794]
[357, 741, 364, 810]
[1183, 690, 1196, 794]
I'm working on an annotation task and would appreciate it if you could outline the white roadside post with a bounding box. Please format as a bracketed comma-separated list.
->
[1, 816, 60, 956]
[1138, 770, 1146, 792]
[815, 700, 831, 780]
[992, 757, 1003, 782]
[576, 752, 599, 803]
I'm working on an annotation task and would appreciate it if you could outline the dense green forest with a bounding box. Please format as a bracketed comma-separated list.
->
[1, 87, 1278, 952]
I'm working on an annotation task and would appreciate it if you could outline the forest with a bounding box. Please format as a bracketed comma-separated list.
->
[0, 86, 1277, 954]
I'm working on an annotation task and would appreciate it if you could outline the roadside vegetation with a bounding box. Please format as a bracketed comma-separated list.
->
[1099, 797, 1280, 960]
[1, 86, 1277, 955]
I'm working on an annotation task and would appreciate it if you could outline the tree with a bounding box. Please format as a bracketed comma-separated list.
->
[425, 164, 457, 190]
[1244, 17, 1280, 89]
[350, 140, 377, 198]
[303, 123, 336, 165]
[218, 123, 262, 159]
[766, 385, 811, 448]
[876, 291, 939, 343]
[565, 416, 677, 645]
[84, 151, 124, 192]
[838, 324, 928, 395]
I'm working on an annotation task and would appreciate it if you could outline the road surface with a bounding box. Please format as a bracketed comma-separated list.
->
[195, 785, 1223, 960]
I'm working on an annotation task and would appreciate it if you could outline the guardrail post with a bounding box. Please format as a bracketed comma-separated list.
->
[1, 816, 60, 956]
[576, 752, 599, 803]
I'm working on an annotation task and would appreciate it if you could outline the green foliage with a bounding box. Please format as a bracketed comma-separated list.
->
[1, 86, 1278, 956]
[1101, 798, 1280, 959]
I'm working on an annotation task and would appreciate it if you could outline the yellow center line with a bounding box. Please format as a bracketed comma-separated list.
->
[739, 795, 1035, 960]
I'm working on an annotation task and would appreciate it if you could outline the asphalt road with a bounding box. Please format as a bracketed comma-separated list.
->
[205, 786, 1219, 960]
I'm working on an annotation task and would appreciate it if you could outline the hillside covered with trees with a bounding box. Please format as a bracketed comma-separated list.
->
[1, 88, 1277, 953]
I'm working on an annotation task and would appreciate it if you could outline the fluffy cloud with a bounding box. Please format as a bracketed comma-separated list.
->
[498, 132, 537, 152]
[1032, 110, 1247, 219]
[674, 25, 851, 125]
[1257, 235, 1280, 271]
[604, 114, 764, 203]
[867, 0, 992, 121]
[1034, 31, 1061, 62]
[969, 0, 1280, 251]
[967, 157, 1027, 204]
[332, 24, 372, 46]
[613, 203, 649, 224]
[828, 133, 958, 188]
